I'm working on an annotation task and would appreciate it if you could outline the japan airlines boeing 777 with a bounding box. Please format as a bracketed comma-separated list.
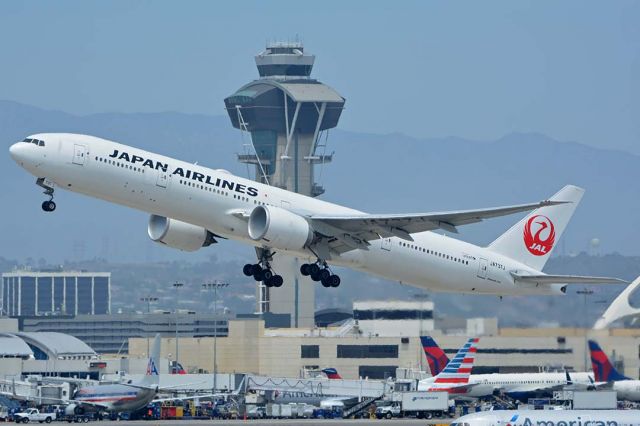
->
[9, 134, 623, 295]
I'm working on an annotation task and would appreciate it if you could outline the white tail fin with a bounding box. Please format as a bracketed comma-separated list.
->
[140, 334, 161, 386]
[487, 185, 584, 270]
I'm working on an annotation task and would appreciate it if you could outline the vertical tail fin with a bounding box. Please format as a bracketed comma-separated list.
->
[140, 334, 161, 386]
[427, 337, 479, 393]
[588, 340, 629, 382]
[487, 185, 584, 270]
[322, 368, 342, 379]
[420, 336, 451, 376]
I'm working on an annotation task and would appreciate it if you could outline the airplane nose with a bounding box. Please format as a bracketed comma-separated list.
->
[9, 142, 24, 162]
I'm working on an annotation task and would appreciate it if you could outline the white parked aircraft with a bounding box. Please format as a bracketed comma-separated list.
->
[453, 410, 640, 426]
[9, 134, 623, 295]
[419, 336, 598, 400]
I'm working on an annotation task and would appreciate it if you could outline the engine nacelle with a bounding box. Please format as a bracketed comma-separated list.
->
[148, 215, 216, 252]
[248, 205, 312, 251]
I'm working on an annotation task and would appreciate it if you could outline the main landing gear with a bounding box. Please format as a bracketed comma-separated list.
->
[36, 178, 56, 212]
[300, 262, 341, 288]
[243, 251, 283, 288]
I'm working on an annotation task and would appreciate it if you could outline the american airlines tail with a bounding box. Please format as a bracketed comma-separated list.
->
[589, 340, 630, 382]
[487, 185, 584, 270]
[140, 334, 161, 386]
[420, 336, 451, 377]
[427, 337, 479, 393]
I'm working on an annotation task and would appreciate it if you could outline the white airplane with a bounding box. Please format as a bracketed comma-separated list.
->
[452, 410, 640, 426]
[61, 335, 226, 416]
[590, 340, 640, 402]
[9, 134, 623, 295]
[419, 336, 598, 400]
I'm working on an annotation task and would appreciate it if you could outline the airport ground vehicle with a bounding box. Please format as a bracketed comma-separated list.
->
[376, 391, 449, 419]
[14, 408, 56, 423]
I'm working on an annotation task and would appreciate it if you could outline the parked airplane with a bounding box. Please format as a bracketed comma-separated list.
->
[419, 336, 596, 399]
[63, 335, 218, 416]
[9, 134, 623, 295]
[590, 339, 640, 402]
[452, 410, 640, 426]
[418, 337, 479, 395]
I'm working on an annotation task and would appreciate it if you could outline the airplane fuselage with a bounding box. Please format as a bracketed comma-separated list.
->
[72, 384, 155, 413]
[10, 133, 563, 296]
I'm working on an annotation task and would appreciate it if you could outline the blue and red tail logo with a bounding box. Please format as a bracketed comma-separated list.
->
[507, 414, 519, 426]
[589, 340, 628, 382]
[146, 357, 159, 376]
[420, 336, 451, 376]
[322, 368, 342, 379]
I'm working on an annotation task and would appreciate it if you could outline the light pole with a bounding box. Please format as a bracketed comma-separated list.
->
[202, 281, 229, 393]
[140, 296, 158, 355]
[577, 288, 594, 371]
[172, 281, 184, 373]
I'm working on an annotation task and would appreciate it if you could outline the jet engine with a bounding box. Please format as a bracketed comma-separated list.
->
[248, 205, 312, 251]
[148, 215, 216, 252]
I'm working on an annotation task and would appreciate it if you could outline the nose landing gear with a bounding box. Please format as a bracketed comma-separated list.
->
[36, 178, 56, 212]
[300, 262, 341, 288]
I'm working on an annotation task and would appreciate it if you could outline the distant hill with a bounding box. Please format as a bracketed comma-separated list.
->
[1, 100, 638, 264]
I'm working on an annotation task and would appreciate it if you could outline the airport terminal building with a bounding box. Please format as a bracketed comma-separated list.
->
[2, 270, 111, 316]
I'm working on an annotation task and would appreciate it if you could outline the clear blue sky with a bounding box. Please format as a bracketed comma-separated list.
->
[1, 1, 638, 153]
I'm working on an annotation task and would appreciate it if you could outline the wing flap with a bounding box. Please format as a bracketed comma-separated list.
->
[511, 273, 626, 285]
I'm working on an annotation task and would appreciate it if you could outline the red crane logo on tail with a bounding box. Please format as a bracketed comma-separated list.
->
[523, 215, 555, 256]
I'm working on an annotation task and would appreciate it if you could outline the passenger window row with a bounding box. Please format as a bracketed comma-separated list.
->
[22, 138, 45, 147]
[398, 241, 469, 265]
[95, 156, 145, 173]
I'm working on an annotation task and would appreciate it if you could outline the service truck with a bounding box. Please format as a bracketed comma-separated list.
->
[14, 408, 57, 423]
[376, 391, 449, 419]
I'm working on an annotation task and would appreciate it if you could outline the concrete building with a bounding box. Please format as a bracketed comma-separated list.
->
[224, 42, 345, 327]
[19, 312, 229, 354]
[2, 270, 110, 316]
[128, 319, 640, 381]
[354, 300, 434, 337]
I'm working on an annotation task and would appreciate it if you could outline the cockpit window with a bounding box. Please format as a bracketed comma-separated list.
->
[22, 138, 45, 146]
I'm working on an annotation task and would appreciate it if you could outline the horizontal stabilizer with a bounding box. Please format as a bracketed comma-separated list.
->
[511, 272, 626, 285]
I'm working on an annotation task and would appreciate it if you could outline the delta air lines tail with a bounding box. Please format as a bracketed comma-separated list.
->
[420, 336, 451, 377]
[589, 340, 629, 382]
[321, 368, 342, 379]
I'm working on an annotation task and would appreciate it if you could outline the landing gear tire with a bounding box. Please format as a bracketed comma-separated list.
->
[243, 264, 254, 276]
[267, 275, 283, 288]
[253, 269, 265, 282]
[330, 275, 341, 287]
[310, 270, 322, 282]
[300, 264, 311, 276]
[319, 269, 331, 281]
[321, 276, 332, 288]
[262, 269, 273, 281]
[309, 263, 321, 276]
[41, 200, 56, 212]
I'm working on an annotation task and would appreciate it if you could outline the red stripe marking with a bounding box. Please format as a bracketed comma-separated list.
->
[435, 377, 468, 383]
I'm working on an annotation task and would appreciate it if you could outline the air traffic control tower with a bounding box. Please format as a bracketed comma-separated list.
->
[224, 42, 345, 327]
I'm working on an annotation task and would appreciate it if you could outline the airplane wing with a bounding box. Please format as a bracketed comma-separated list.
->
[309, 199, 565, 254]
[152, 393, 229, 403]
[510, 273, 626, 285]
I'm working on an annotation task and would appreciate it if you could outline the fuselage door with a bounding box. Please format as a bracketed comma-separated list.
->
[72, 144, 87, 165]
[477, 258, 488, 279]
[381, 238, 392, 251]
[156, 170, 168, 188]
